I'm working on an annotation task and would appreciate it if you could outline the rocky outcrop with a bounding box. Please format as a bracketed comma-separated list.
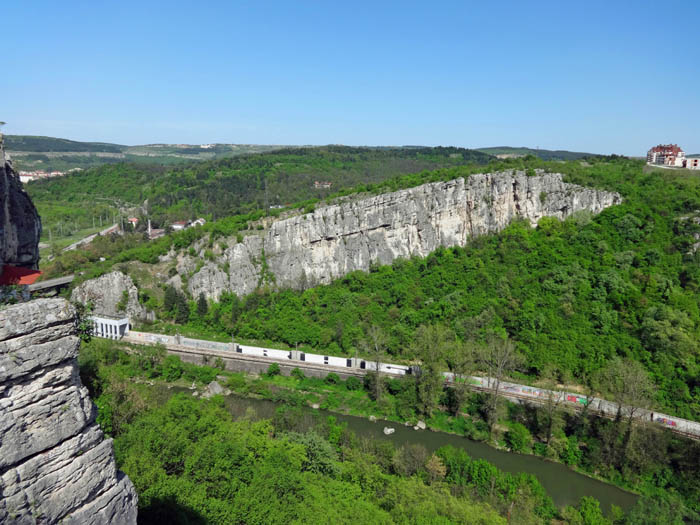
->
[0, 298, 137, 524]
[188, 170, 621, 300]
[71, 271, 154, 321]
[0, 139, 41, 270]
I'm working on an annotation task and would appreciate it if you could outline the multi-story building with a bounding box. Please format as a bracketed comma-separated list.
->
[647, 144, 686, 167]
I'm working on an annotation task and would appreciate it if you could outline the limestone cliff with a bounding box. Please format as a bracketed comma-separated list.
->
[186, 170, 621, 300]
[71, 271, 154, 321]
[0, 139, 41, 270]
[0, 298, 138, 524]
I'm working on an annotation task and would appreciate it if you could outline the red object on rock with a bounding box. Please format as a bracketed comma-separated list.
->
[0, 265, 42, 285]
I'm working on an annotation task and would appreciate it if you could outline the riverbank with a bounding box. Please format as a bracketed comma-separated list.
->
[79, 338, 699, 521]
[154, 380, 638, 514]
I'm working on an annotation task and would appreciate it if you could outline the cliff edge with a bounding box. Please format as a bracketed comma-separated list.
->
[0, 299, 138, 524]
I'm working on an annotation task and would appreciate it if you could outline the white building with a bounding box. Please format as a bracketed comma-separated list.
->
[90, 315, 130, 340]
[686, 157, 700, 170]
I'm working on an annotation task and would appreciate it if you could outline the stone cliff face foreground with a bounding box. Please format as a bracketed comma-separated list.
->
[187, 170, 621, 300]
[0, 142, 41, 270]
[0, 298, 137, 524]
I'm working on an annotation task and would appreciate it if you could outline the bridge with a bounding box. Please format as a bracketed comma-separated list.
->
[28, 274, 74, 294]
[112, 328, 700, 440]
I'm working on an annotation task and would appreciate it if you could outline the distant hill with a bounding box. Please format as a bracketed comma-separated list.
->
[5, 135, 125, 153]
[475, 146, 597, 161]
[3, 135, 287, 171]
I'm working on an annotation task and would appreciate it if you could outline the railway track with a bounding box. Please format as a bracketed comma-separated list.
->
[120, 330, 700, 441]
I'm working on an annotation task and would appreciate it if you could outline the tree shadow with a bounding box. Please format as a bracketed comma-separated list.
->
[138, 497, 207, 525]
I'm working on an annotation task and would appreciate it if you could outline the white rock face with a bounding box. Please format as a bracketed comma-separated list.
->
[188, 170, 621, 300]
[71, 271, 153, 321]
[0, 298, 137, 524]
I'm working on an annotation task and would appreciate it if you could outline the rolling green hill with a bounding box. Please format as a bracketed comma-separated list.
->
[475, 146, 599, 161]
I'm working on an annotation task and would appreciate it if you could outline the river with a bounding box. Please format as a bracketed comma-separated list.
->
[156, 386, 638, 514]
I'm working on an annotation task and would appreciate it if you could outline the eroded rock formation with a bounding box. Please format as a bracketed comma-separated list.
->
[0, 299, 137, 524]
[71, 271, 154, 321]
[0, 140, 41, 270]
[186, 170, 621, 300]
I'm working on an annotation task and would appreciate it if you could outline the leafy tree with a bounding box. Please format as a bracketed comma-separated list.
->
[359, 325, 388, 402]
[476, 336, 523, 436]
[411, 324, 454, 417]
[595, 358, 656, 469]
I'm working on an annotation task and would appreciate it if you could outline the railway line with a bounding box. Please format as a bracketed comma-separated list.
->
[119, 329, 700, 440]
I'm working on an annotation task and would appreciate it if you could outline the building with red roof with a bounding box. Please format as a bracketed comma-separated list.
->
[647, 144, 686, 167]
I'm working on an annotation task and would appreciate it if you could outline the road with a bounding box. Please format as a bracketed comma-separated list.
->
[63, 224, 119, 252]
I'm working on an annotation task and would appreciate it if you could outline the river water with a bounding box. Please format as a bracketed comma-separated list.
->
[157, 387, 637, 514]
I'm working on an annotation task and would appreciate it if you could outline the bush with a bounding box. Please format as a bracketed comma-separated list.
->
[161, 355, 183, 382]
[324, 372, 340, 384]
[266, 362, 281, 377]
[183, 363, 217, 384]
[291, 367, 305, 381]
[345, 376, 361, 390]
[226, 373, 247, 392]
[505, 422, 532, 453]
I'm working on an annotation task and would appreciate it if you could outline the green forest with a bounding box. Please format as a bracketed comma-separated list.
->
[108, 159, 698, 423]
[27, 145, 493, 234]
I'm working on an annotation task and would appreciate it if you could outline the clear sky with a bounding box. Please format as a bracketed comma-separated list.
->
[4, 1, 699, 155]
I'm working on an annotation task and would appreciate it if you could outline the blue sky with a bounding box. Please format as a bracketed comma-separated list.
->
[4, 1, 699, 155]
